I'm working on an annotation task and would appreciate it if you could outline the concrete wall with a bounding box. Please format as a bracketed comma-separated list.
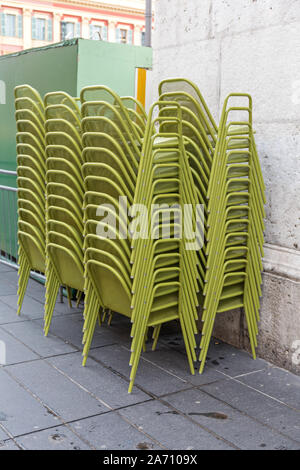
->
[150, 0, 300, 374]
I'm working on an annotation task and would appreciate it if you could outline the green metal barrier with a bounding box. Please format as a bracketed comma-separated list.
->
[0, 170, 18, 264]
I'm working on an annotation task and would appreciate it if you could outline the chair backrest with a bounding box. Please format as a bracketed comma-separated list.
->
[17, 154, 45, 179]
[15, 97, 45, 123]
[18, 208, 44, 234]
[17, 176, 44, 202]
[45, 132, 82, 159]
[47, 219, 83, 249]
[44, 91, 80, 115]
[48, 206, 83, 232]
[45, 145, 82, 171]
[14, 84, 44, 110]
[46, 157, 82, 186]
[45, 119, 81, 146]
[18, 230, 45, 272]
[16, 132, 44, 157]
[47, 243, 84, 291]
[16, 120, 45, 145]
[47, 194, 83, 221]
[46, 169, 84, 195]
[47, 182, 83, 210]
[87, 259, 132, 316]
[45, 104, 81, 129]
[16, 143, 46, 168]
[48, 231, 83, 260]
[15, 109, 44, 134]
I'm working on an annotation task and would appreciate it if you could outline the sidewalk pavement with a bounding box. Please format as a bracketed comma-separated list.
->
[0, 262, 299, 450]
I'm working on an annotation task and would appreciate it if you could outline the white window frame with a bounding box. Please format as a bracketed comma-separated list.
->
[1, 9, 21, 38]
[116, 23, 133, 44]
[90, 22, 102, 40]
[32, 13, 52, 42]
[61, 17, 80, 40]
[35, 17, 46, 41]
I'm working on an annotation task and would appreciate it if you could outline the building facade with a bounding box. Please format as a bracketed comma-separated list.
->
[0, 0, 148, 56]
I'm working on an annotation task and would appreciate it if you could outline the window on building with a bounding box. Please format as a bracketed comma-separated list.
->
[90, 23, 107, 40]
[90, 24, 101, 40]
[61, 21, 81, 40]
[120, 29, 127, 43]
[5, 14, 15, 36]
[116, 27, 132, 44]
[32, 17, 52, 41]
[35, 18, 46, 40]
[0, 12, 22, 38]
[141, 31, 145, 46]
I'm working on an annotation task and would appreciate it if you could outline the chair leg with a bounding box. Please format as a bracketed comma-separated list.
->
[17, 248, 31, 316]
[44, 262, 60, 336]
[66, 286, 72, 308]
[76, 290, 83, 308]
[152, 324, 161, 351]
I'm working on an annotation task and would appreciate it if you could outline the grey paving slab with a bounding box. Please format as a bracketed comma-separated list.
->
[0, 263, 16, 273]
[71, 411, 160, 450]
[0, 439, 20, 450]
[34, 313, 84, 348]
[35, 315, 117, 350]
[0, 291, 82, 321]
[23, 278, 45, 301]
[0, 300, 25, 325]
[0, 268, 299, 450]
[0, 268, 45, 302]
[0, 369, 59, 436]
[97, 321, 132, 347]
[202, 340, 269, 377]
[53, 298, 83, 315]
[0, 270, 20, 284]
[0, 426, 10, 441]
[201, 379, 300, 442]
[158, 321, 193, 352]
[16, 425, 91, 450]
[0, 278, 17, 296]
[159, 335, 187, 354]
[0, 327, 39, 365]
[2, 270, 45, 302]
[0, 294, 45, 320]
[2, 320, 76, 358]
[142, 344, 226, 387]
[8, 359, 110, 421]
[238, 366, 300, 410]
[101, 328, 132, 346]
[99, 313, 135, 346]
[119, 399, 233, 450]
[163, 388, 300, 450]
[90, 344, 191, 396]
[48, 351, 152, 409]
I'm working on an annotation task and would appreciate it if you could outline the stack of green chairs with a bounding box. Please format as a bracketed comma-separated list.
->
[157, 80, 265, 373]
[129, 100, 202, 392]
[14, 85, 46, 315]
[199, 94, 265, 372]
[80, 91, 200, 392]
[158, 78, 218, 292]
[80, 86, 143, 366]
[43, 91, 84, 335]
[14, 79, 265, 390]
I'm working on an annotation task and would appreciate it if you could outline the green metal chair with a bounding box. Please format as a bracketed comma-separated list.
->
[43, 91, 84, 335]
[80, 86, 146, 370]
[198, 94, 265, 373]
[14, 85, 46, 316]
